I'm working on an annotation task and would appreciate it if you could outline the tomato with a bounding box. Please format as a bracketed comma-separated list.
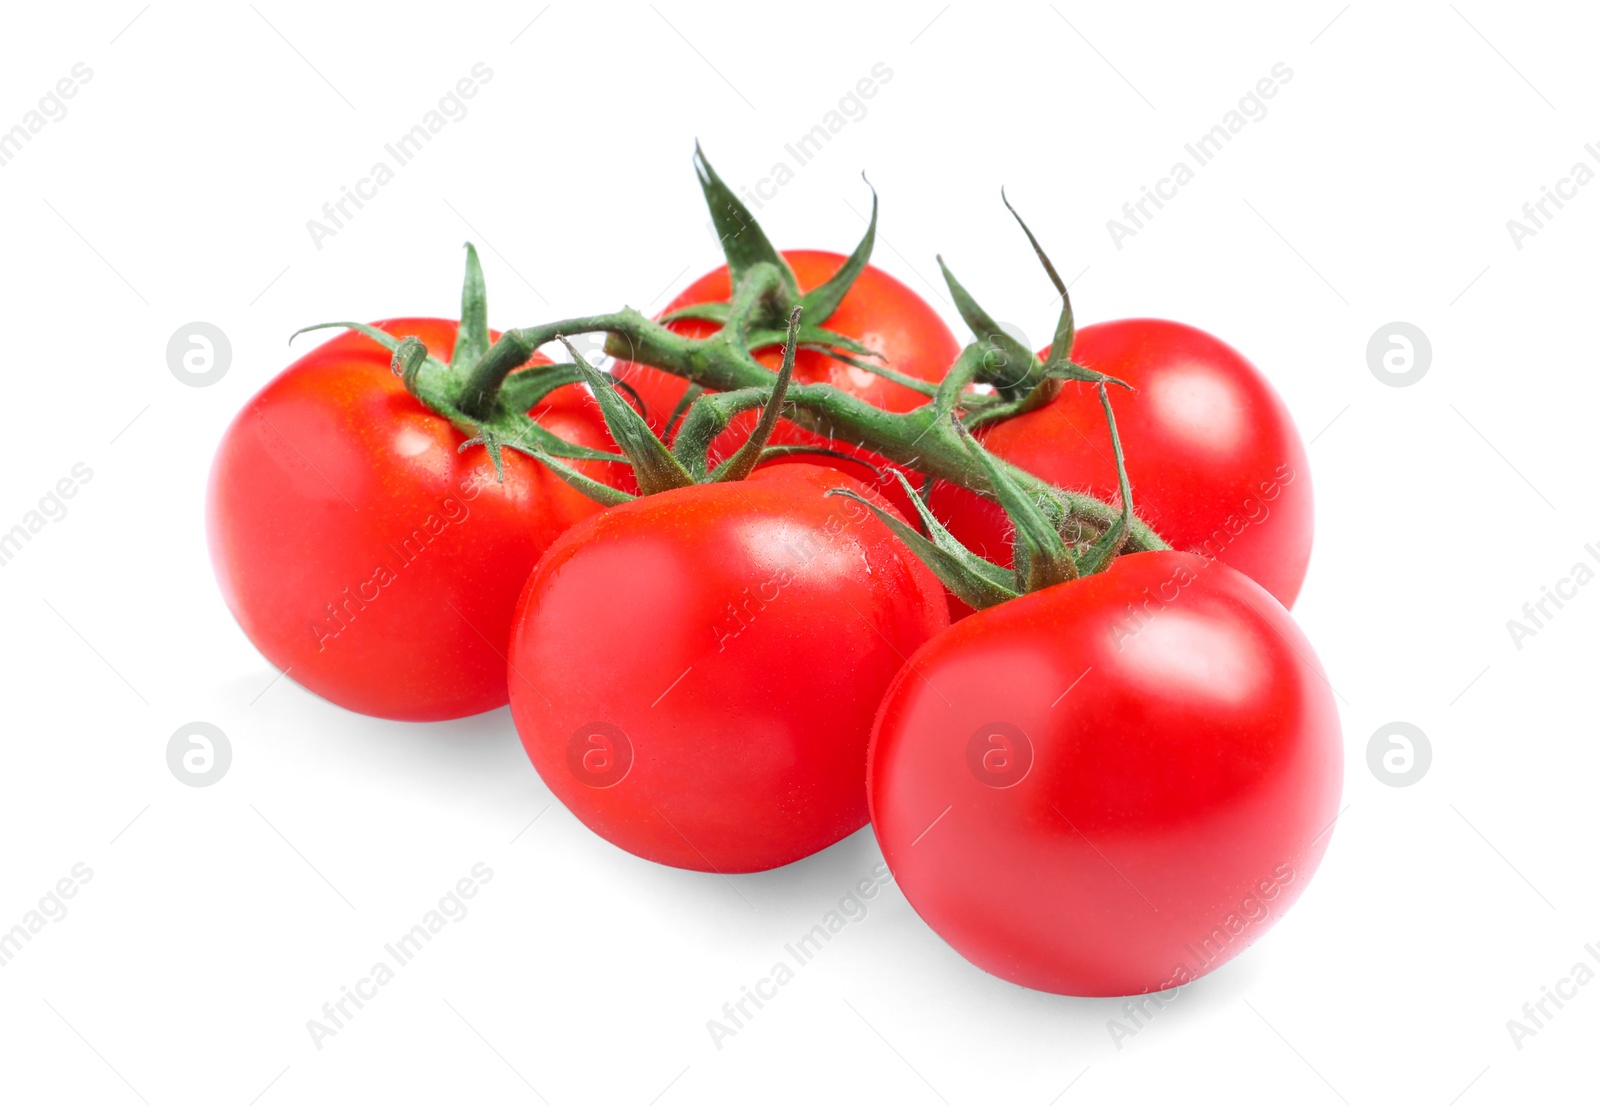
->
[207, 318, 625, 722]
[507, 463, 950, 873]
[930, 319, 1313, 608]
[614, 250, 959, 506]
[868, 551, 1342, 996]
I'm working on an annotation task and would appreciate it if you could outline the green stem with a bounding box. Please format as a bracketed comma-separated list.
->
[455, 268, 1167, 552]
[457, 315, 631, 420]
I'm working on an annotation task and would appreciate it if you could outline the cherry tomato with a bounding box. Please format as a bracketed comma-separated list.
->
[207, 319, 625, 722]
[869, 551, 1342, 996]
[615, 250, 959, 509]
[931, 319, 1313, 608]
[508, 463, 950, 873]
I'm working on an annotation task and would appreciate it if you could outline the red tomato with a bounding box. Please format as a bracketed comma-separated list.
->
[614, 250, 959, 508]
[207, 318, 625, 722]
[931, 319, 1313, 608]
[507, 463, 950, 873]
[869, 551, 1342, 996]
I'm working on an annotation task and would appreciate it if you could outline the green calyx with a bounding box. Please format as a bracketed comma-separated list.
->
[289, 244, 631, 490]
[693, 141, 801, 316]
[679, 143, 881, 339]
[828, 470, 1021, 611]
[930, 191, 1132, 433]
[543, 304, 804, 497]
[826, 378, 1137, 610]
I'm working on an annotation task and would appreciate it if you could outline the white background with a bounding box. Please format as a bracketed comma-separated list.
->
[1, 2, 1595, 1106]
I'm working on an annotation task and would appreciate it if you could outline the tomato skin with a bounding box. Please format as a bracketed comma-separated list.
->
[868, 551, 1342, 996]
[614, 250, 959, 513]
[508, 463, 950, 873]
[207, 319, 623, 722]
[930, 319, 1314, 608]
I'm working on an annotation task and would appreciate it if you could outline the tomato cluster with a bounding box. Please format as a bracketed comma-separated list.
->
[207, 154, 1341, 998]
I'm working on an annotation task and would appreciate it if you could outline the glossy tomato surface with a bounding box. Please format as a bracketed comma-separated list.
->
[615, 250, 958, 500]
[508, 463, 950, 873]
[207, 319, 623, 721]
[869, 551, 1342, 996]
[931, 319, 1313, 607]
